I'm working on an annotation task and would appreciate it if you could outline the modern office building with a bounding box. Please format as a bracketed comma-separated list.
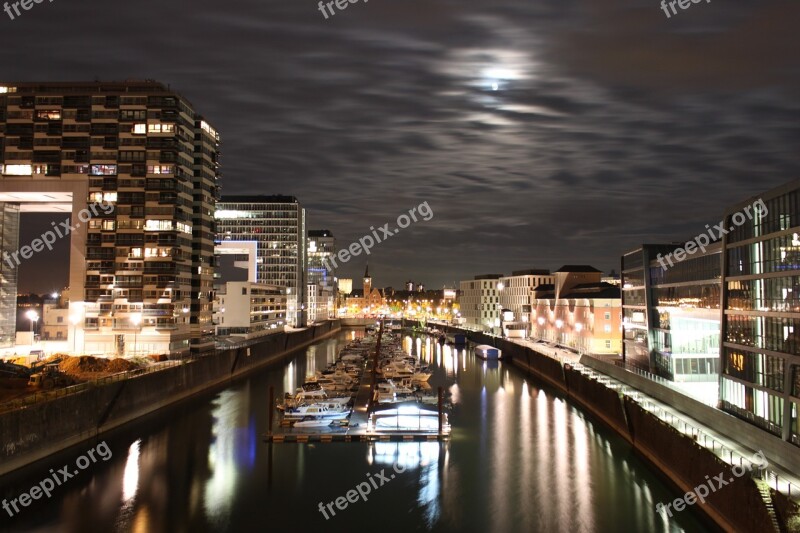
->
[498, 269, 554, 337]
[458, 274, 503, 331]
[621, 242, 722, 403]
[0, 81, 220, 356]
[720, 182, 799, 445]
[531, 266, 621, 354]
[216, 196, 306, 326]
[212, 281, 286, 339]
[307, 229, 336, 322]
[307, 229, 335, 288]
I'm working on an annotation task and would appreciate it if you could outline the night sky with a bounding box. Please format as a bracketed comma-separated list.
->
[3, 0, 800, 293]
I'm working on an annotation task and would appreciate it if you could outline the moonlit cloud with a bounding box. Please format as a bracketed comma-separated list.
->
[3, 0, 799, 291]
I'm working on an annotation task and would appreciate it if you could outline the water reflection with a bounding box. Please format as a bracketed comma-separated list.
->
[368, 442, 446, 527]
[2, 331, 709, 533]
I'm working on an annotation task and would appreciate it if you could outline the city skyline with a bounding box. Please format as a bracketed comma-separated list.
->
[2, 0, 798, 289]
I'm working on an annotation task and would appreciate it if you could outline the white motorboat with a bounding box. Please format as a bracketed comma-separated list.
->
[294, 418, 334, 428]
[282, 404, 350, 421]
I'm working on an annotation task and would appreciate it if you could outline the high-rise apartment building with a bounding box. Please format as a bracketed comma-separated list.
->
[215, 196, 306, 326]
[0, 81, 220, 356]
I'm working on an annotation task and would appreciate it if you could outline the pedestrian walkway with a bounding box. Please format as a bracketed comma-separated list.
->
[567, 357, 800, 504]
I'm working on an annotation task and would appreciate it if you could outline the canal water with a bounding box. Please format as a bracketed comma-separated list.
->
[1, 330, 710, 533]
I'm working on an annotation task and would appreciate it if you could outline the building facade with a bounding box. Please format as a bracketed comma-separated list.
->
[498, 269, 553, 337]
[212, 281, 286, 339]
[458, 274, 503, 331]
[0, 81, 220, 357]
[721, 182, 800, 445]
[216, 196, 306, 326]
[531, 266, 621, 354]
[307, 229, 335, 322]
[345, 265, 385, 316]
[621, 243, 722, 387]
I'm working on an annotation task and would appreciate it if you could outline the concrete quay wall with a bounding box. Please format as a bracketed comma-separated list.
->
[0, 321, 341, 477]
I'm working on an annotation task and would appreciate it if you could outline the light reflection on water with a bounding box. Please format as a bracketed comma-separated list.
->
[3, 331, 709, 533]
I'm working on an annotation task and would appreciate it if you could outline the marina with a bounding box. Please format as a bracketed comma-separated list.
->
[265, 322, 452, 442]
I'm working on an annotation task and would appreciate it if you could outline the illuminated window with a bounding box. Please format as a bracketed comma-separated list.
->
[132, 123, 147, 134]
[130, 248, 143, 258]
[89, 192, 104, 203]
[102, 220, 116, 231]
[90, 164, 117, 176]
[176, 222, 192, 235]
[147, 165, 173, 175]
[103, 192, 117, 203]
[604, 325, 612, 333]
[148, 123, 175, 134]
[145, 220, 174, 231]
[3, 164, 32, 176]
[89, 220, 101, 229]
[36, 110, 61, 120]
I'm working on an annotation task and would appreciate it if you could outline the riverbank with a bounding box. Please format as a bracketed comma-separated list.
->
[0, 320, 341, 478]
[413, 322, 797, 533]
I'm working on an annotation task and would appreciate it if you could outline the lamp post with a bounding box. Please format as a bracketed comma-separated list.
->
[131, 313, 142, 357]
[25, 310, 39, 341]
[69, 315, 80, 354]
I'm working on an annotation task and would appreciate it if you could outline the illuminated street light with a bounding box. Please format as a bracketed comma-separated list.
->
[70, 315, 81, 353]
[25, 310, 39, 335]
[131, 313, 142, 357]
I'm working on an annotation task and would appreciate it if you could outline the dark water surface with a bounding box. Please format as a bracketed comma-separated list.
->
[1, 331, 709, 533]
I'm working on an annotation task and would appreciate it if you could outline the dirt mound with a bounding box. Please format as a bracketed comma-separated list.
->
[59, 356, 109, 374]
[106, 358, 138, 373]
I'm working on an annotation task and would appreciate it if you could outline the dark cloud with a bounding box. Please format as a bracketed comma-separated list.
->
[2, 0, 799, 292]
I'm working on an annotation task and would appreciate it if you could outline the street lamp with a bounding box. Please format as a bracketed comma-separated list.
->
[69, 315, 81, 353]
[131, 313, 142, 357]
[25, 310, 39, 336]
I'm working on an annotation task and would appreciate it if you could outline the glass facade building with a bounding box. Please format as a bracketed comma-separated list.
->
[622, 242, 722, 388]
[721, 182, 800, 445]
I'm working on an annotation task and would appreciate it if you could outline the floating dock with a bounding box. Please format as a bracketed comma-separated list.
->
[264, 321, 451, 443]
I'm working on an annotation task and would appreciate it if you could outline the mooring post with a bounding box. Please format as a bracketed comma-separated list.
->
[268, 385, 274, 436]
[438, 386, 443, 436]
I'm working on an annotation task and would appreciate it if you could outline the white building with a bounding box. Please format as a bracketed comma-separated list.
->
[41, 302, 70, 341]
[458, 274, 503, 332]
[216, 196, 306, 327]
[213, 282, 287, 339]
[498, 269, 554, 337]
[307, 284, 333, 323]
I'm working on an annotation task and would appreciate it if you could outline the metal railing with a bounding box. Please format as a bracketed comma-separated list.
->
[629, 394, 798, 503]
[0, 360, 183, 414]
